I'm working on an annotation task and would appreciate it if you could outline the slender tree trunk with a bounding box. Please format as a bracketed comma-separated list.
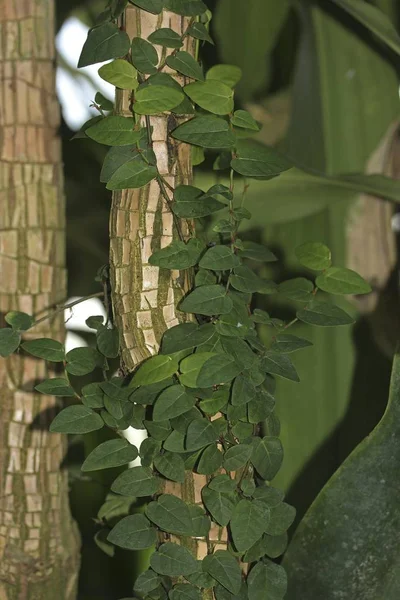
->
[0, 1, 80, 598]
[109, 6, 227, 593]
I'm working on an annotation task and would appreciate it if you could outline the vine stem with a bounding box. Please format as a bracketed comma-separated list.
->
[31, 291, 104, 329]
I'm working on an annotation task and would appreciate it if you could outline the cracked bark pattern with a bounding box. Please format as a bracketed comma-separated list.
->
[109, 7, 227, 597]
[0, 1, 80, 598]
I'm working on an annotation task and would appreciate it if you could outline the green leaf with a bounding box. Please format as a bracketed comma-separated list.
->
[188, 22, 213, 44]
[199, 388, 229, 415]
[248, 390, 275, 424]
[149, 239, 202, 269]
[231, 499, 270, 552]
[199, 246, 241, 270]
[22, 338, 64, 362]
[35, 378, 75, 397]
[202, 550, 242, 595]
[81, 382, 105, 409]
[164, 0, 207, 16]
[253, 485, 284, 506]
[231, 109, 260, 131]
[134, 85, 184, 114]
[94, 92, 113, 111]
[201, 486, 236, 526]
[294, 241, 331, 271]
[180, 285, 233, 316]
[230, 266, 265, 294]
[5, 311, 33, 330]
[86, 116, 143, 146]
[263, 533, 288, 559]
[111, 465, 160, 496]
[331, 0, 400, 57]
[248, 560, 287, 600]
[231, 375, 256, 406]
[172, 185, 225, 218]
[220, 337, 255, 369]
[82, 439, 137, 471]
[134, 569, 161, 595]
[223, 444, 253, 471]
[208, 474, 237, 493]
[0, 328, 21, 357]
[161, 322, 215, 354]
[153, 385, 196, 421]
[262, 353, 300, 383]
[231, 140, 292, 178]
[163, 430, 187, 453]
[278, 278, 314, 302]
[100, 145, 145, 183]
[265, 502, 296, 536]
[316, 267, 371, 295]
[145, 419, 172, 441]
[196, 444, 223, 475]
[94, 529, 115, 558]
[78, 23, 130, 68]
[166, 51, 204, 81]
[186, 418, 218, 451]
[106, 157, 157, 190]
[108, 514, 157, 550]
[131, 38, 159, 74]
[86, 315, 104, 330]
[49, 405, 103, 434]
[296, 301, 355, 327]
[184, 81, 234, 115]
[206, 64, 242, 88]
[148, 28, 183, 49]
[197, 354, 242, 388]
[98, 59, 138, 89]
[130, 0, 163, 13]
[131, 354, 179, 386]
[172, 116, 235, 148]
[214, 582, 248, 600]
[150, 542, 197, 577]
[146, 494, 192, 535]
[65, 347, 100, 376]
[251, 437, 283, 481]
[170, 583, 202, 600]
[270, 334, 313, 354]
[238, 242, 277, 263]
[96, 325, 119, 358]
[154, 451, 185, 483]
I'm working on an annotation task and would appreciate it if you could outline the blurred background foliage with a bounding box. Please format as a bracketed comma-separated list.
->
[56, 0, 400, 598]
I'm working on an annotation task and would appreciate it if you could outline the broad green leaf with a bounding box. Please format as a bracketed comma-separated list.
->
[231, 499, 270, 552]
[146, 494, 192, 535]
[196, 444, 223, 475]
[179, 352, 218, 388]
[82, 439, 138, 471]
[149, 239, 202, 269]
[278, 278, 314, 302]
[148, 28, 183, 48]
[161, 322, 215, 354]
[167, 51, 204, 81]
[247, 560, 287, 600]
[150, 542, 197, 577]
[199, 246, 241, 270]
[164, 0, 207, 17]
[163, 429, 187, 453]
[238, 242, 277, 263]
[220, 337, 255, 369]
[86, 116, 143, 146]
[100, 144, 148, 183]
[111, 465, 160, 496]
[81, 382, 105, 409]
[184, 81, 234, 115]
[295, 242, 331, 271]
[223, 444, 253, 471]
[265, 502, 296, 536]
[230, 266, 265, 294]
[134, 569, 161, 595]
[131, 38, 159, 74]
[22, 338, 65, 362]
[131, 0, 163, 13]
[35, 378, 75, 397]
[206, 64, 242, 88]
[170, 406, 202, 433]
[72, 114, 103, 138]
[185, 418, 218, 451]
[188, 22, 214, 44]
[331, 0, 400, 56]
[172, 116, 235, 148]
[169, 583, 202, 600]
[253, 485, 284, 507]
[180, 285, 233, 316]
[154, 451, 185, 482]
[316, 267, 371, 295]
[94, 92, 113, 111]
[0, 329, 21, 357]
[262, 353, 300, 383]
[78, 23, 130, 68]
[65, 347, 101, 376]
[201, 486, 236, 526]
[231, 375, 256, 406]
[86, 315, 104, 330]
[131, 354, 179, 386]
[188, 504, 211, 537]
[49, 405, 103, 434]
[108, 514, 157, 550]
[172, 185, 225, 218]
[153, 385, 196, 421]
[231, 109, 260, 131]
[263, 533, 288, 559]
[270, 334, 313, 354]
[231, 141, 292, 178]
[199, 388, 229, 415]
[202, 550, 242, 595]
[197, 354, 242, 388]
[208, 474, 237, 493]
[96, 325, 119, 358]
[144, 419, 172, 441]
[5, 311, 33, 330]
[214, 582, 248, 600]
[145, 72, 194, 114]
[98, 59, 138, 89]
[134, 85, 184, 114]
[247, 390, 275, 424]
[106, 157, 157, 190]
[251, 437, 283, 480]
[296, 301, 355, 327]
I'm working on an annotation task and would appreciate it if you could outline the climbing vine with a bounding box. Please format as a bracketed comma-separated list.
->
[0, 1, 371, 599]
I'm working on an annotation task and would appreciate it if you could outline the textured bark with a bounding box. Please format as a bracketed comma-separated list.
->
[0, 1, 80, 599]
[109, 7, 227, 596]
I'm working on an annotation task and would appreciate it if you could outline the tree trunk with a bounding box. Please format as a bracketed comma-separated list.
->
[0, 1, 80, 598]
[109, 5, 227, 594]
